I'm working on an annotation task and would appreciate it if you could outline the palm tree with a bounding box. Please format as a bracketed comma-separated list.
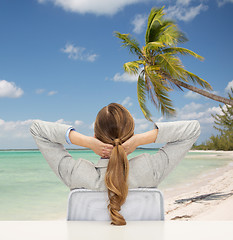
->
[115, 6, 233, 121]
[211, 87, 233, 134]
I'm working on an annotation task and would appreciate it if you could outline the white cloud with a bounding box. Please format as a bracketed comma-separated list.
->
[176, 0, 192, 6]
[165, 2, 208, 22]
[1, 100, 229, 148]
[37, 0, 146, 16]
[149, 101, 229, 145]
[48, 90, 58, 96]
[225, 80, 233, 93]
[182, 102, 203, 111]
[0, 80, 24, 98]
[55, 119, 72, 124]
[61, 43, 98, 62]
[36, 89, 45, 94]
[0, 118, 87, 148]
[112, 72, 138, 82]
[133, 117, 151, 133]
[35, 89, 59, 96]
[217, 0, 233, 7]
[170, 101, 227, 124]
[131, 14, 147, 34]
[121, 96, 133, 108]
[0, 119, 33, 139]
[74, 120, 83, 126]
[86, 54, 98, 62]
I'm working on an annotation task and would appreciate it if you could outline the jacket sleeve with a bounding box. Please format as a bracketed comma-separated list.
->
[30, 120, 99, 190]
[145, 120, 201, 186]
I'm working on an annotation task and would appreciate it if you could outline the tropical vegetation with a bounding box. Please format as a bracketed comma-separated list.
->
[192, 88, 233, 151]
[115, 6, 233, 121]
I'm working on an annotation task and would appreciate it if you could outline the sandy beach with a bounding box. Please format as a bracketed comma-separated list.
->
[162, 150, 233, 221]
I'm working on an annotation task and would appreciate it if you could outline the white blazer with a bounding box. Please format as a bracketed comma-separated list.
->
[30, 119, 201, 191]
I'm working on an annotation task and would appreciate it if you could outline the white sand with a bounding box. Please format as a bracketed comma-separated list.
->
[163, 150, 233, 221]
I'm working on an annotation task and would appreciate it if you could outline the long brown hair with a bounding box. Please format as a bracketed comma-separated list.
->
[94, 103, 135, 225]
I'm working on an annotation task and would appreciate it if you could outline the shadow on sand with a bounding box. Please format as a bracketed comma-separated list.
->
[175, 191, 233, 204]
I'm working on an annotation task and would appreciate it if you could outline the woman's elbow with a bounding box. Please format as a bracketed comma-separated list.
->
[192, 120, 201, 138]
[30, 120, 41, 137]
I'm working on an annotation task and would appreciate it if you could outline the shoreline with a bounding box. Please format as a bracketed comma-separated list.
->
[163, 150, 233, 220]
[189, 150, 233, 153]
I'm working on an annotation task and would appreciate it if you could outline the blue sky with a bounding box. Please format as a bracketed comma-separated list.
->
[0, 0, 233, 149]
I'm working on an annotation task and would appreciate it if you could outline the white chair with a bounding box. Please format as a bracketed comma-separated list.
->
[67, 188, 164, 221]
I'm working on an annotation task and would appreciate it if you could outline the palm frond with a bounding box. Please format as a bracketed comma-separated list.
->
[144, 42, 165, 53]
[114, 31, 143, 57]
[176, 31, 189, 44]
[137, 72, 152, 121]
[144, 73, 159, 109]
[145, 8, 188, 46]
[227, 87, 233, 100]
[157, 53, 212, 91]
[181, 69, 213, 91]
[146, 66, 172, 91]
[158, 23, 187, 46]
[156, 53, 188, 81]
[145, 6, 165, 44]
[147, 64, 181, 93]
[147, 7, 164, 30]
[145, 67, 177, 117]
[160, 19, 188, 44]
[163, 47, 204, 61]
[152, 81, 177, 117]
[147, 21, 162, 43]
[166, 80, 184, 92]
[147, 65, 161, 72]
[123, 61, 141, 75]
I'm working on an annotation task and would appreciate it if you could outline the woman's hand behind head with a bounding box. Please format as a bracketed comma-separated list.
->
[89, 135, 138, 159]
[89, 136, 113, 158]
[90, 134, 139, 158]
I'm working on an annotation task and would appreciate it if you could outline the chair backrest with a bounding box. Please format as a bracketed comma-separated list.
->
[67, 188, 164, 221]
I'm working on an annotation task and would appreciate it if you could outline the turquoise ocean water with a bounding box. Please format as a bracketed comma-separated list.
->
[0, 149, 232, 220]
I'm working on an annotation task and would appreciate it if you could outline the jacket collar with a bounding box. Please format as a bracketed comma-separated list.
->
[94, 158, 109, 168]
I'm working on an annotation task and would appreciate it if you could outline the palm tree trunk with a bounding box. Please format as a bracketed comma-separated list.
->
[164, 75, 233, 106]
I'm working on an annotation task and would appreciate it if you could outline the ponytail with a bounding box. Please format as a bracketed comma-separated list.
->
[104, 138, 129, 225]
[94, 102, 135, 225]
